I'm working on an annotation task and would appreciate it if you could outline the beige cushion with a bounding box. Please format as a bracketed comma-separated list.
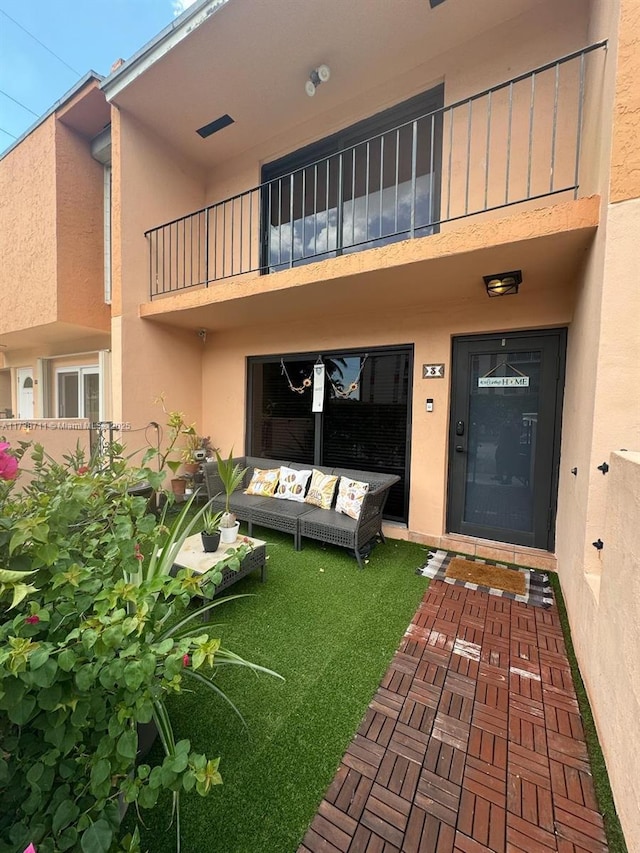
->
[244, 467, 280, 497]
[274, 466, 312, 502]
[335, 477, 369, 520]
[304, 469, 339, 510]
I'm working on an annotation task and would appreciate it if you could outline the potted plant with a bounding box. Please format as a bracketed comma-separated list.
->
[145, 397, 198, 501]
[201, 505, 223, 552]
[215, 449, 248, 544]
[0, 440, 281, 853]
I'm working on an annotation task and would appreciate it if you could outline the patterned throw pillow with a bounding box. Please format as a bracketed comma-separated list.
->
[274, 466, 312, 502]
[335, 477, 369, 520]
[304, 469, 339, 510]
[244, 467, 280, 497]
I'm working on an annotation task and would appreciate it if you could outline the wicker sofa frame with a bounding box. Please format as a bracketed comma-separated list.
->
[203, 456, 399, 568]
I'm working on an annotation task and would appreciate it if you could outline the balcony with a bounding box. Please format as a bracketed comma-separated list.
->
[145, 43, 605, 300]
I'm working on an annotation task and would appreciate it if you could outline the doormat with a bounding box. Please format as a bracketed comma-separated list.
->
[446, 557, 526, 596]
[417, 549, 553, 608]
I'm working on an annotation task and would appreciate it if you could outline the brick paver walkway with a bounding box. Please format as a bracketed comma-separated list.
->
[298, 580, 608, 853]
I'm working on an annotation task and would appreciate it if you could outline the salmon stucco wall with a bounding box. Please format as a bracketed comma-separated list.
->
[580, 452, 640, 851]
[609, 0, 640, 203]
[0, 119, 58, 334]
[111, 108, 206, 435]
[0, 424, 91, 472]
[0, 371, 11, 413]
[200, 0, 591, 276]
[553, 3, 640, 843]
[55, 121, 110, 332]
[0, 111, 110, 338]
[199, 278, 575, 543]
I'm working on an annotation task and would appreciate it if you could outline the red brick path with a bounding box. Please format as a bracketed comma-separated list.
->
[298, 580, 608, 853]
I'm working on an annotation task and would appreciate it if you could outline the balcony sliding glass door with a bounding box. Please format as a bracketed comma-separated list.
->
[262, 86, 443, 272]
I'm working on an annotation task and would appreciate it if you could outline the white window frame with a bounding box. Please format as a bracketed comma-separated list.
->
[55, 366, 101, 420]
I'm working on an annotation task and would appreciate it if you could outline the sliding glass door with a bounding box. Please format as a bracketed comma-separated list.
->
[247, 346, 412, 521]
[262, 86, 443, 272]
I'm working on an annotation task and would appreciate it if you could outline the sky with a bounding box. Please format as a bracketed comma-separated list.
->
[0, 0, 198, 155]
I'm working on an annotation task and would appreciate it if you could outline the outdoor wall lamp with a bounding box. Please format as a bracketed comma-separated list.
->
[483, 270, 522, 297]
[305, 64, 331, 97]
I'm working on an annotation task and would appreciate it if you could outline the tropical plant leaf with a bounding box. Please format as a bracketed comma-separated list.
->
[80, 819, 113, 853]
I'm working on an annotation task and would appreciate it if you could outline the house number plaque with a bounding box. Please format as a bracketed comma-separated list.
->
[423, 364, 445, 378]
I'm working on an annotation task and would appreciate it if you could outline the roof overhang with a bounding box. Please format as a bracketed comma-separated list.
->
[0, 72, 105, 161]
[101, 0, 230, 102]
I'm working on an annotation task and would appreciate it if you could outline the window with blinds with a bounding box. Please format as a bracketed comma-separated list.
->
[247, 346, 412, 522]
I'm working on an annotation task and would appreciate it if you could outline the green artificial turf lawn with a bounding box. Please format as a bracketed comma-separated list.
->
[138, 528, 429, 853]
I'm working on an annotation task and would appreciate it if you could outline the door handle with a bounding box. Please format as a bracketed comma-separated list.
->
[455, 445, 465, 453]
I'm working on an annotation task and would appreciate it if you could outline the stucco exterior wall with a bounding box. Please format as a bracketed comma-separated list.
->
[0, 98, 110, 342]
[553, 4, 639, 843]
[194, 0, 592, 281]
[0, 424, 91, 469]
[609, 0, 640, 202]
[55, 122, 110, 332]
[198, 279, 575, 541]
[0, 371, 11, 414]
[0, 119, 58, 334]
[111, 109, 206, 431]
[565, 451, 640, 850]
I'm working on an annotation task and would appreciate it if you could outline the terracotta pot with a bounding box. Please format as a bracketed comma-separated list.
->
[171, 478, 186, 496]
[184, 462, 200, 475]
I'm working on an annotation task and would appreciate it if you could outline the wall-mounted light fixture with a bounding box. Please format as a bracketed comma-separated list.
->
[305, 64, 331, 97]
[482, 269, 522, 297]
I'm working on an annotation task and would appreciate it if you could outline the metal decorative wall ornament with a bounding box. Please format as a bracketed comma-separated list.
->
[327, 354, 369, 399]
[280, 359, 313, 394]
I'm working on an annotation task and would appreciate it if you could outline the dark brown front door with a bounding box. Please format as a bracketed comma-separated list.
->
[447, 330, 566, 550]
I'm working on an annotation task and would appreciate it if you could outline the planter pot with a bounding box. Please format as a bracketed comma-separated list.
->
[220, 522, 240, 544]
[201, 531, 221, 552]
[120, 719, 160, 819]
[137, 718, 159, 759]
[184, 462, 200, 475]
[171, 478, 186, 496]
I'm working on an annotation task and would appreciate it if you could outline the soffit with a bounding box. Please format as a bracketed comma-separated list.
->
[109, 0, 544, 170]
[57, 84, 111, 139]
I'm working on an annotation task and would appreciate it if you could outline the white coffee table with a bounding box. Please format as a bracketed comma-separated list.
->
[173, 533, 267, 595]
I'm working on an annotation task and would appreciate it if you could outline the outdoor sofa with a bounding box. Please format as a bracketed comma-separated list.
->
[203, 456, 399, 568]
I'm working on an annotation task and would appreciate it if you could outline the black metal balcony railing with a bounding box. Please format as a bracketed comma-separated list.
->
[146, 42, 606, 299]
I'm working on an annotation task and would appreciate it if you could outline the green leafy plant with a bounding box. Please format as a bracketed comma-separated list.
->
[201, 506, 223, 535]
[214, 450, 248, 528]
[0, 441, 281, 853]
[180, 434, 216, 466]
[147, 396, 197, 479]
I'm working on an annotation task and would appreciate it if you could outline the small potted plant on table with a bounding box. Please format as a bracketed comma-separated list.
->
[201, 506, 223, 552]
[216, 449, 248, 544]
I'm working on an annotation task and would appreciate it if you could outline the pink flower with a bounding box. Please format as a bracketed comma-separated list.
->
[0, 442, 18, 481]
[24, 845, 37, 853]
[77, 465, 89, 475]
[134, 543, 144, 561]
[25, 615, 40, 625]
[182, 654, 190, 667]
